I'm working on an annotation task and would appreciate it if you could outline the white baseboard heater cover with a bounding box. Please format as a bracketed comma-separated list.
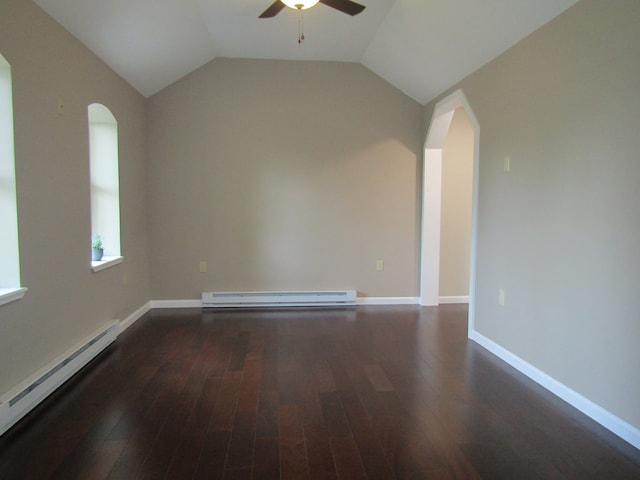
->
[0, 320, 119, 437]
[202, 290, 357, 308]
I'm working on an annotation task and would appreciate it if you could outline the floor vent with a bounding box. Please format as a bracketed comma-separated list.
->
[0, 321, 119, 437]
[202, 290, 357, 308]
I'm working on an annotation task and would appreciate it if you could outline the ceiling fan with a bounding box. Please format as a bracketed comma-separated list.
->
[259, 0, 366, 18]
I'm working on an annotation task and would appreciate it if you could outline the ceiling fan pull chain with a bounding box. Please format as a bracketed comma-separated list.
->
[298, 9, 305, 44]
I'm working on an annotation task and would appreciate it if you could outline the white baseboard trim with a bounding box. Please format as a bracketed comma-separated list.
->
[356, 297, 419, 305]
[150, 299, 203, 309]
[439, 295, 469, 304]
[470, 329, 640, 451]
[118, 302, 151, 334]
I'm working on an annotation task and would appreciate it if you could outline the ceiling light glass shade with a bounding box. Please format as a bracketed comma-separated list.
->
[282, 0, 320, 10]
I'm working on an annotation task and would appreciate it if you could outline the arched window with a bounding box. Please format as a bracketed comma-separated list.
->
[0, 52, 26, 305]
[88, 103, 122, 271]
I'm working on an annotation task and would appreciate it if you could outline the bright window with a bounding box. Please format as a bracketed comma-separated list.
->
[88, 103, 122, 271]
[0, 52, 26, 305]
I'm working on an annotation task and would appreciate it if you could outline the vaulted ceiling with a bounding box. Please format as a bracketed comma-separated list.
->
[33, 0, 579, 104]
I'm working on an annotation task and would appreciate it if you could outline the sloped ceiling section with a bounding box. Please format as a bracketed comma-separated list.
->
[362, 0, 580, 104]
[33, 0, 579, 103]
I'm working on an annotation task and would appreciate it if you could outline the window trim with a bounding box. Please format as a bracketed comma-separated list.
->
[0, 287, 27, 307]
[91, 256, 123, 273]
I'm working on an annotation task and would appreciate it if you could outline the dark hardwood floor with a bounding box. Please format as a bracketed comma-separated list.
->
[0, 305, 638, 479]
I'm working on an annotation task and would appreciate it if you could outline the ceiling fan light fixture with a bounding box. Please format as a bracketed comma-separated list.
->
[281, 0, 320, 11]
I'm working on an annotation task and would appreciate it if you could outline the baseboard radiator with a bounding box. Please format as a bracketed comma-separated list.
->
[202, 290, 357, 308]
[0, 320, 119, 437]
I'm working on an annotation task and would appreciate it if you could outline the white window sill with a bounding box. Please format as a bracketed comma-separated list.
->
[91, 256, 123, 273]
[0, 287, 28, 307]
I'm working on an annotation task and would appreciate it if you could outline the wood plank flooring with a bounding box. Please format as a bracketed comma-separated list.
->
[0, 304, 639, 479]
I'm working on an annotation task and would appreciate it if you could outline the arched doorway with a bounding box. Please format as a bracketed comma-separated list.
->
[420, 90, 479, 334]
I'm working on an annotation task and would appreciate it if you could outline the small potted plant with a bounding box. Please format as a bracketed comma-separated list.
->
[92, 235, 104, 261]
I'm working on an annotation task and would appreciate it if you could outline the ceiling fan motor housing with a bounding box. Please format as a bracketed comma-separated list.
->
[260, 0, 365, 18]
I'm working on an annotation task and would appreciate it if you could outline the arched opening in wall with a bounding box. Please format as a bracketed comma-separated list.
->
[440, 108, 474, 303]
[420, 90, 479, 333]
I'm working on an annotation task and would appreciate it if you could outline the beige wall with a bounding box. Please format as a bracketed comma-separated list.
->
[425, 0, 640, 429]
[147, 58, 423, 299]
[0, 0, 150, 395]
[440, 107, 473, 298]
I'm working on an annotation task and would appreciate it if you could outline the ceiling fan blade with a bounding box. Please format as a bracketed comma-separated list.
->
[259, 1, 286, 18]
[319, 0, 366, 16]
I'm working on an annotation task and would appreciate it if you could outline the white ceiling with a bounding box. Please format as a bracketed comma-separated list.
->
[33, 0, 579, 104]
